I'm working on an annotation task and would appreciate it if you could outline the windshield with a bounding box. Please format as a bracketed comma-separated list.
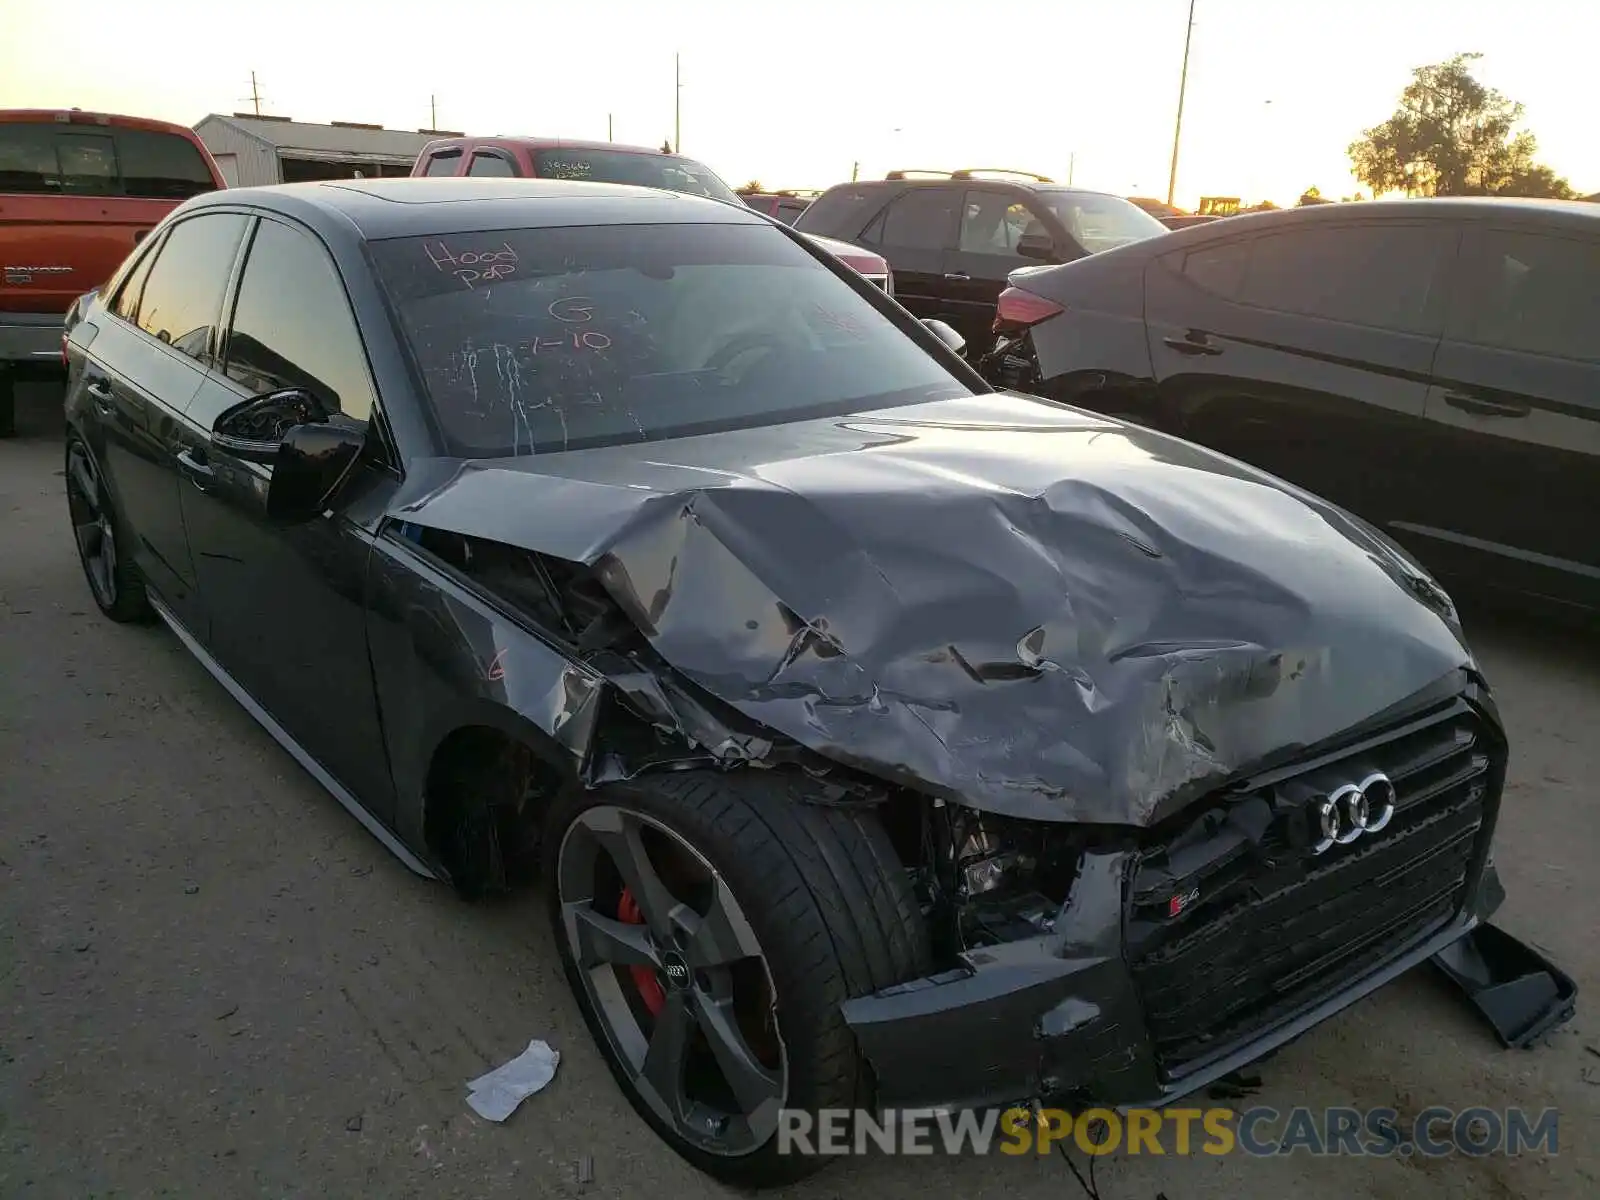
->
[531, 148, 742, 204]
[370, 223, 969, 458]
[1037, 190, 1167, 254]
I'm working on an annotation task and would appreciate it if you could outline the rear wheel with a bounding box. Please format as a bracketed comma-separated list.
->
[546, 770, 928, 1187]
[64, 436, 151, 622]
[0, 367, 15, 437]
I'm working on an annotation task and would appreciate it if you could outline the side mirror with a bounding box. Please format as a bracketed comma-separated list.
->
[921, 318, 966, 357]
[213, 388, 331, 462]
[266, 422, 366, 524]
[1016, 232, 1058, 263]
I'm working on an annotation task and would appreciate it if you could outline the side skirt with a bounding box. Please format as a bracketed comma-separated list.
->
[147, 589, 438, 880]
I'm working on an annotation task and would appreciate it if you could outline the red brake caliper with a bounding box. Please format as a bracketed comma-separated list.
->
[616, 887, 667, 1016]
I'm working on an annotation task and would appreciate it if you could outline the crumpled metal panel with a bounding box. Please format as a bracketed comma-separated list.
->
[389, 392, 1473, 825]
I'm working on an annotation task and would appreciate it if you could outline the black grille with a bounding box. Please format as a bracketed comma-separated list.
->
[1126, 698, 1498, 1076]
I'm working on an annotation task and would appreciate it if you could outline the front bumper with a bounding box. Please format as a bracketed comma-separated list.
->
[0, 312, 65, 370]
[844, 687, 1512, 1112]
[843, 853, 1506, 1112]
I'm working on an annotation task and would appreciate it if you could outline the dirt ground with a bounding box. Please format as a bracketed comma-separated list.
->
[2, 385, 1596, 1199]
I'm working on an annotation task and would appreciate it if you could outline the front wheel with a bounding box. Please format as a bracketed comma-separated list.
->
[546, 770, 929, 1188]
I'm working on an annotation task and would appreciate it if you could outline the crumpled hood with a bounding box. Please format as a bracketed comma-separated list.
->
[392, 391, 1473, 825]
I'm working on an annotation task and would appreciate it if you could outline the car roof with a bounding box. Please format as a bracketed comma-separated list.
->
[1154, 196, 1600, 246]
[426, 135, 683, 157]
[180, 177, 764, 239]
[0, 108, 205, 139]
[826, 177, 1129, 204]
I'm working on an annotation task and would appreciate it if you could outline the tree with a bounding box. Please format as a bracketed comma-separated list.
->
[1297, 186, 1332, 206]
[738, 180, 766, 195]
[1349, 54, 1574, 199]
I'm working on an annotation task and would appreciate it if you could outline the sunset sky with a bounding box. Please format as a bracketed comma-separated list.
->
[3, 0, 1593, 208]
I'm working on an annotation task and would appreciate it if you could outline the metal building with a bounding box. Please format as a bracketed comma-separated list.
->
[193, 114, 464, 188]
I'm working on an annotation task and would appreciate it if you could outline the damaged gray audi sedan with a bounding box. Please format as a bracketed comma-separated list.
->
[63, 177, 1509, 1186]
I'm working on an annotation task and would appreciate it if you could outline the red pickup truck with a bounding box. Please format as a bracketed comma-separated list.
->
[1, 110, 225, 435]
[411, 137, 893, 295]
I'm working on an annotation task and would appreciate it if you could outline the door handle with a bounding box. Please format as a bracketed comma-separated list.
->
[1162, 334, 1223, 356]
[943, 271, 970, 281]
[176, 446, 215, 490]
[1443, 391, 1530, 419]
[85, 378, 115, 412]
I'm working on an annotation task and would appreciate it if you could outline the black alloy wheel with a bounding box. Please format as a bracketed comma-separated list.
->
[64, 437, 150, 623]
[547, 770, 929, 1187]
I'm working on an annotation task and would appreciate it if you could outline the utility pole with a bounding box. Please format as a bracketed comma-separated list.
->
[674, 53, 682, 152]
[608, 113, 613, 142]
[851, 161, 859, 182]
[242, 71, 264, 116]
[1068, 151, 1076, 186]
[430, 94, 437, 129]
[1166, 0, 1197, 208]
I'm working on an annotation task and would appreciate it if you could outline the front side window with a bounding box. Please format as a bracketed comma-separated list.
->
[423, 150, 461, 177]
[468, 152, 515, 178]
[135, 213, 250, 362]
[1035, 190, 1166, 254]
[958, 192, 1041, 256]
[875, 188, 961, 251]
[224, 219, 375, 421]
[1468, 230, 1600, 363]
[530, 148, 741, 203]
[370, 222, 970, 458]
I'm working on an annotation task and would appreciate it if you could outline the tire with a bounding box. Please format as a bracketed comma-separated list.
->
[64, 435, 152, 623]
[545, 769, 929, 1188]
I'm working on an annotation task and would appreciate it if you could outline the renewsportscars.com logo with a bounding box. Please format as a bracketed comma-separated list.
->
[777, 1106, 1560, 1158]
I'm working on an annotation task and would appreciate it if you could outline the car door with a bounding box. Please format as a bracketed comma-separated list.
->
[177, 214, 400, 819]
[857, 186, 961, 323]
[943, 188, 1054, 352]
[76, 211, 250, 627]
[1411, 222, 1600, 611]
[1144, 219, 1458, 532]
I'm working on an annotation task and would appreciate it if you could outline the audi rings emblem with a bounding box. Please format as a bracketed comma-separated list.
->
[1312, 772, 1397, 855]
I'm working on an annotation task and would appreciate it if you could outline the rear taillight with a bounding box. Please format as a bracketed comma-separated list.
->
[992, 286, 1063, 334]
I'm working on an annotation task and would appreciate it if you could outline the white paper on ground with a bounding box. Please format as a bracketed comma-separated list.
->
[466, 1038, 561, 1122]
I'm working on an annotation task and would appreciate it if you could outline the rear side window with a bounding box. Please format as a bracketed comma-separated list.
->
[790, 186, 887, 237]
[775, 201, 808, 225]
[1466, 230, 1600, 363]
[422, 150, 461, 176]
[873, 188, 961, 251]
[0, 121, 216, 198]
[134, 213, 249, 362]
[224, 219, 375, 421]
[115, 128, 218, 199]
[110, 235, 163, 323]
[1177, 224, 1455, 336]
[468, 152, 515, 177]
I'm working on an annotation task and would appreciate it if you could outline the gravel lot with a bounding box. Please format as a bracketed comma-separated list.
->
[3, 383, 1596, 1199]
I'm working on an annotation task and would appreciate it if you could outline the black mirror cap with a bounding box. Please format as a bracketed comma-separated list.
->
[213, 388, 330, 462]
[921, 318, 967, 357]
[1016, 235, 1057, 263]
[266, 421, 365, 524]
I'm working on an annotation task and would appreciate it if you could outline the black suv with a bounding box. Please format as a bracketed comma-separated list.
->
[793, 169, 1167, 350]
